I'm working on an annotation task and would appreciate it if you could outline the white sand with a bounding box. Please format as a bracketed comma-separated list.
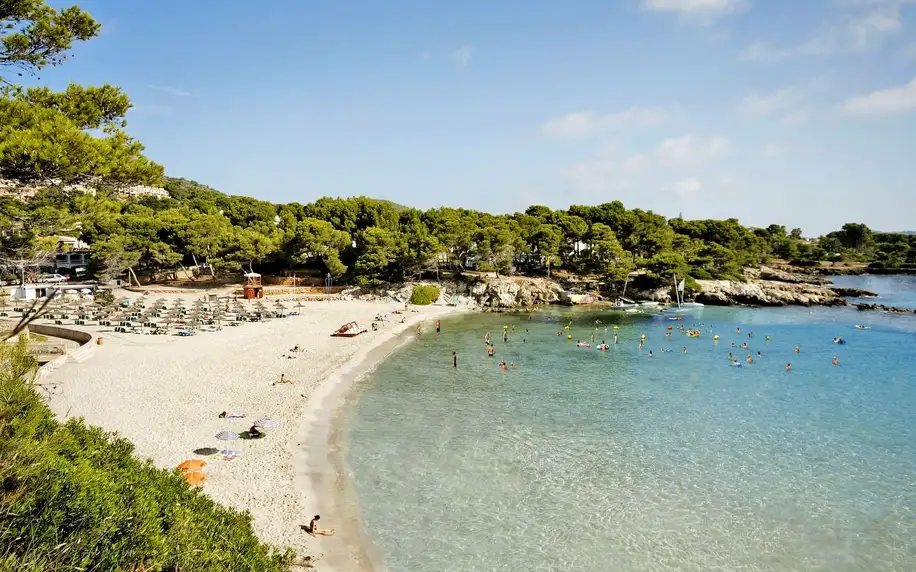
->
[44, 296, 463, 570]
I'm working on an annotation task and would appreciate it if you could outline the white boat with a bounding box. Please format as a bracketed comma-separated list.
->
[638, 301, 660, 307]
[662, 275, 704, 313]
[612, 278, 639, 309]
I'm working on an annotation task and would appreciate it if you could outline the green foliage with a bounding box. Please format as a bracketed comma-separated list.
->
[0, 336, 294, 571]
[409, 284, 441, 305]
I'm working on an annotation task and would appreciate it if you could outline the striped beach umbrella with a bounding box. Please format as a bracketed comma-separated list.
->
[254, 419, 280, 429]
[215, 430, 239, 440]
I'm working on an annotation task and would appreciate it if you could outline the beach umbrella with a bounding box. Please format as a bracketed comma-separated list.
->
[220, 449, 242, 456]
[183, 471, 207, 486]
[215, 430, 239, 441]
[193, 447, 219, 456]
[177, 459, 207, 472]
[254, 419, 280, 429]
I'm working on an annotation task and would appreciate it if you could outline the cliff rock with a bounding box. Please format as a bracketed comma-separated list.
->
[695, 278, 846, 307]
[345, 276, 564, 309]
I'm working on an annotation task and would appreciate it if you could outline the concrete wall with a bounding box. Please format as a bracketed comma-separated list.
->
[30, 324, 95, 381]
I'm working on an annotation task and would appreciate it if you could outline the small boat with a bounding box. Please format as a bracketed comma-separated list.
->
[662, 275, 704, 313]
[331, 321, 368, 337]
[638, 301, 660, 307]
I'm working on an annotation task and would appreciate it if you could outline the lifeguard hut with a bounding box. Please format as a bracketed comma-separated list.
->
[243, 272, 264, 299]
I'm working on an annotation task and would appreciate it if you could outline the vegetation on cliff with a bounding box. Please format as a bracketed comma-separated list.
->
[0, 336, 294, 571]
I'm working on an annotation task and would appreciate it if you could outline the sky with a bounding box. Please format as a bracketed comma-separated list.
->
[34, 0, 916, 235]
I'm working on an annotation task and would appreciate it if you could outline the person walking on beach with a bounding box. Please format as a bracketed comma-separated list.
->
[452, 351, 457, 368]
[436, 320, 441, 334]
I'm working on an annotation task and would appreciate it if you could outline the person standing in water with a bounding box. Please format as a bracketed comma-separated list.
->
[484, 331, 491, 345]
[416, 324, 421, 336]
[785, 362, 792, 371]
[452, 351, 457, 368]
[436, 320, 441, 334]
[614, 332, 619, 344]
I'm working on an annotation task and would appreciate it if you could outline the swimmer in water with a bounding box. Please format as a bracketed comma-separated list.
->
[794, 346, 800, 354]
[741, 342, 748, 349]
[735, 327, 740, 334]
[732, 359, 741, 367]
[487, 345, 495, 357]
[832, 356, 839, 365]
[785, 362, 791, 371]
[757, 351, 762, 358]
[682, 346, 687, 354]
[746, 353, 753, 364]
[728, 352, 733, 360]
[648, 350, 653, 357]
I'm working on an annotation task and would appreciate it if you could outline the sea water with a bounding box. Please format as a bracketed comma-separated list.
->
[830, 274, 916, 309]
[343, 277, 916, 572]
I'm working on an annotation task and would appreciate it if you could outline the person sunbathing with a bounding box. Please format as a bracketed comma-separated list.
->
[273, 374, 295, 386]
[248, 425, 265, 439]
[218, 411, 246, 419]
[305, 514, 335, 536]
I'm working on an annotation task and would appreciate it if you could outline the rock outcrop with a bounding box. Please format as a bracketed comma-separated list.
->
[749, 266, 825, 285]
[854, 303, 916, 314]
[344, 276, 565, 309]
[828, 287, 878, 298]
[695, 277, 846, 307]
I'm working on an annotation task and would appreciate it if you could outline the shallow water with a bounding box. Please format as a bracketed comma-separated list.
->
[344, 279, 916, 572]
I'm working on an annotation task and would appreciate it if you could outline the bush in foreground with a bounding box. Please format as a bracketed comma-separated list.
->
[409, 284, 440, 305]
[0, 337, 294, 571]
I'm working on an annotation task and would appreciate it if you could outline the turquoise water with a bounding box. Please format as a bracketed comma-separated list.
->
[344, 279, 916, 571]
[829, 274, 916, 309]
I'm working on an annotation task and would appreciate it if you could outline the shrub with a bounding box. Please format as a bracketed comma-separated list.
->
[0, 337, 294, 571]
[409, 284, 440, 305]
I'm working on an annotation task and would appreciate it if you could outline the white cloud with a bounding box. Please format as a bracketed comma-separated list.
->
[664, 179, 703, 196]
[566, 153, 649, 190]
[147, 85, 190, 97]
[762, 143, 786, 158]
[451, 46, 472, 66]
[742, 2, 907, 62]
[656, 135, 730, 166]
[781, 110, 810, 125]
[641, 0, 743, 21]
[541, 107, 668, 138]
[742, 87, 803, 115]
[842, 77, 916, 115]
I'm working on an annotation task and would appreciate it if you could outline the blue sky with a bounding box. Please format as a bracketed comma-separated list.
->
[37, 0, 916, 234]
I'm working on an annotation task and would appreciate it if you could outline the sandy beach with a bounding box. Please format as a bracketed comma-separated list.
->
[43, 295, 463, 570]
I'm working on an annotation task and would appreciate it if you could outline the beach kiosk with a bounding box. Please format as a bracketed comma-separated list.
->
[243, 272, 264, 299]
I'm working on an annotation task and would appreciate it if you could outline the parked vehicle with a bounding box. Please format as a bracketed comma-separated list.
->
[42, 274, 69, 283]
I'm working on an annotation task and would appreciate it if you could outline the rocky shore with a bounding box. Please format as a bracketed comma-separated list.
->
[853, 303, 916, 314]
[343, 265, 903, 311]
[828, 286, 879, 298]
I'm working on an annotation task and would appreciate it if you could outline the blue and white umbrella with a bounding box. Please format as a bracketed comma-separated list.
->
[215, 430, 239, 440]
[254, 419, 280, 429]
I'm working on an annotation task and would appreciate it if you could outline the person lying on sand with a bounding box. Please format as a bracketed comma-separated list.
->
[304, 515, 335, 536]
[248, 425, 265, 439]
[273, 374, 295, 386]
[218, 411, 246, 419]
[289, 344, 302, 352]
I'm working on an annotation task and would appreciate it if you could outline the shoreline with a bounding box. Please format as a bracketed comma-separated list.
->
[293, 308, 464, 571]
[40, 296, 464, 571]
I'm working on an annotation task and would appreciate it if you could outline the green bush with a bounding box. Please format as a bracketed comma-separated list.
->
[0, 337, 294, 571]
[409, 284, 440, 305]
